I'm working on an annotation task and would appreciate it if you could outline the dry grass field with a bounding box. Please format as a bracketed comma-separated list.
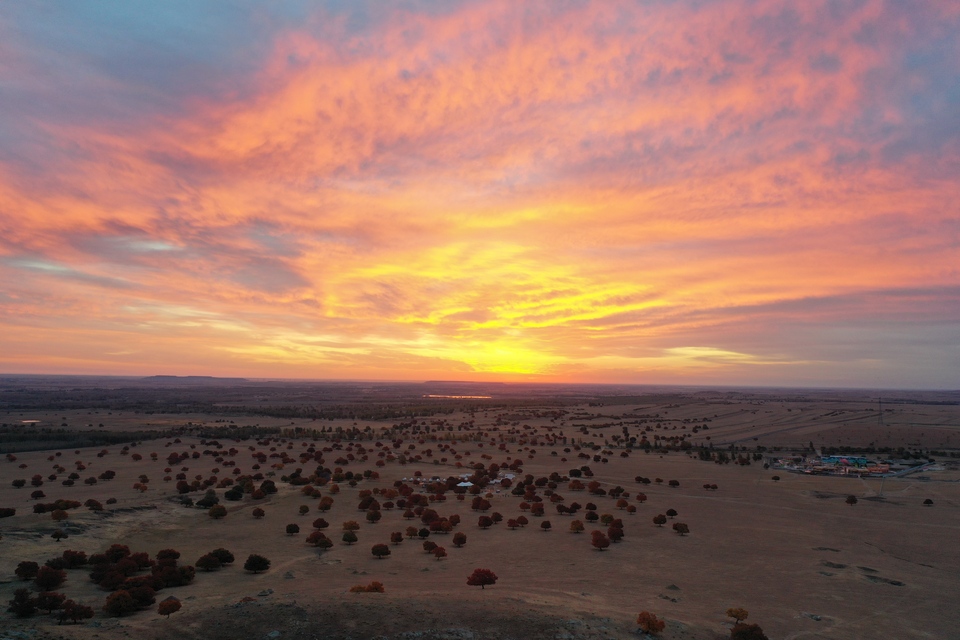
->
[2, 384, 959, 639]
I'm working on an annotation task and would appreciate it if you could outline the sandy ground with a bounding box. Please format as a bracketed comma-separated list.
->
[2, 395, 959, 639]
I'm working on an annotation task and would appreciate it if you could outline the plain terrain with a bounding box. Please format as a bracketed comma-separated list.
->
[1, 379, 958, 639]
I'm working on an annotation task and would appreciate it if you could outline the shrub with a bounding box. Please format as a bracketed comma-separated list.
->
[730, 623, 769, 640]
[286, 523, 300, 535]
[349, 581, 385, 593]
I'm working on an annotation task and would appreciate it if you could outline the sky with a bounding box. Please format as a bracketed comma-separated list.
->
[1, 0, 958, 388]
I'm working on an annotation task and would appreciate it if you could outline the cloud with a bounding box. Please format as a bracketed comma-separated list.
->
[0, 0, 958, 386]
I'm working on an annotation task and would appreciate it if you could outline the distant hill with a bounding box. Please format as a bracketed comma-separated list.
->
[141, 375, 249, 384]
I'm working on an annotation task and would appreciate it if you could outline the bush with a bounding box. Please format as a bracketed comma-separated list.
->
[349, 581, 385, 593]
[730, 623, 769, 640]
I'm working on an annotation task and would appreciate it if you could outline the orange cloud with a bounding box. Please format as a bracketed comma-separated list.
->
[1, 0, 958, 386]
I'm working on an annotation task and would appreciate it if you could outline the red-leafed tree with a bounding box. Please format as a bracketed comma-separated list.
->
[637, 611, 665, 635]
[158, 598, 181, 617]
[466, 568, 498, 589]
[35, 566, 66, 591]
[591, 531, 610, 551]
[196, 554, 222, 572]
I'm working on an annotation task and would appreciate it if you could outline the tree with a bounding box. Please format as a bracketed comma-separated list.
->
[243, 554, 270, 573]
[637, 611, 665, 635]
[608, 526, 624, 542]
[923, 498, 934, 506]
[196, 554, 222, 572]
[307, 531, 333, 549]
[313, 517, 330, 529]
[286, 523, 300, 535]
[34, 566, 66, 591]
[423, 540, 437, 553]
[771, 476, 780, 482]
[208, 505, 227, 519]
[591, 532, 610, 551]
[390, 531, 404, 545]
[371, 543, 391, 559]
[342, 531, 358, 545]
[653, 514, 667, 527]
[103, 590, 138, 617]
[7, 588, 36, 618]
[672, 522, 690, 536]
[666, 509, 678, 519]
[730, 623, 768, 640]
[453, 532, 467, 547]
[343, 520, 361, 532]
[726, 608, 749, 624]
[540, 520, 552, 532]
[15, 561, 39, 581]
[570, 520, 585, 533]
[477, 515, 493, 529]
[210, 548, 235, 565]
[845, 495, 858, 506]
[466, 568, 498, 589]
[299, 505, 309, 515]
[668, 480, 680, 488]
[433, 546, 447, 560]
[36, 591, 66, 613]
[158, 598, 181, 618]
[59, 599, 94, 624]
[252, 507, 265, 519]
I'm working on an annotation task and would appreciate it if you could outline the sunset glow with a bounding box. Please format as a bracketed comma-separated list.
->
[2, 1, 958, 387]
